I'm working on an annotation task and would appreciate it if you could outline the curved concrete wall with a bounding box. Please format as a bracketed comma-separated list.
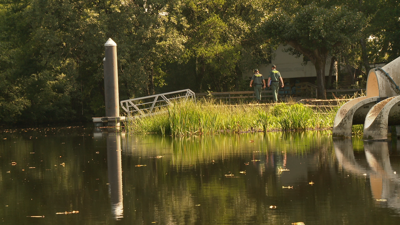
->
[363, 96, 400, 140]
[333, 56, 400, 139]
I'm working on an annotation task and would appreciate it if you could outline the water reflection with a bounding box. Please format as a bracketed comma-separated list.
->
[334, 139, 400, 213]
[3, 128, 400, 224]
[105, 130, 124, 220]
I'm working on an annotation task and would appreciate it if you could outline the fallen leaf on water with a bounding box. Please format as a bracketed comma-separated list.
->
[239, 171, 246, 174]
[225, 173, 235, 177]
[249, 140, 254, 143]
[30, 152, 35, 154]
[29, 167, 36, 169]
[6, 171, 10, 173]
[244, 162, 249, 166]
[3, 138, 6, 140]
[11, 162, 17, 166]
[155, 156, 163, 159]
[278, 167, 290, 172]
[269, 205, 277, 209]
[292, 222, 305, 225]
[376, 199, 387, 202]
[26, 215, 45, 218]
[251, 159, 260, 162]
[56, 210, 79, 215]
[135, 164, 147, 167]
[309, 181, 314, 185]
[195, 204, 201, 207]
[60, 162, 65, 167]
[282, 186, 293, 189]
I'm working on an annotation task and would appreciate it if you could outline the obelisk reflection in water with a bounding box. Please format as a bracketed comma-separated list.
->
[106, 131, 123, 220]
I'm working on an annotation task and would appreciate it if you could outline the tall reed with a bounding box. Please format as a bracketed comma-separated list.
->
[125, 99, 338, 136]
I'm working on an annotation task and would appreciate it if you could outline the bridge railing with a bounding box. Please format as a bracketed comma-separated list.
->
[120, 89, 196, 117]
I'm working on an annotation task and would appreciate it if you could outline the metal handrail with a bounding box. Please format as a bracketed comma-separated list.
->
[120, 89, 196, 117]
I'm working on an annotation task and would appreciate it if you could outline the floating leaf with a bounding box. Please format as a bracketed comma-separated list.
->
[56, 210, 79, 215]
[282, 186, 293, 189]
[26, 215, 45, 218]
[135, 164, 147, 167]
[278, 167, 290, 172]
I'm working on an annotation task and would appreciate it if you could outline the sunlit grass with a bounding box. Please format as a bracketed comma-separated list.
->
[125, 99, 339, 136]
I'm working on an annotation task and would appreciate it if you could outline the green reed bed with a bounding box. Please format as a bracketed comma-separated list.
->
[125, 99, 339, 136]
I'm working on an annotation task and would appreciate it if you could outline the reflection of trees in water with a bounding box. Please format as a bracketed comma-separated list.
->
[123, 131, 379, 224]
[123, 131, 333, 166]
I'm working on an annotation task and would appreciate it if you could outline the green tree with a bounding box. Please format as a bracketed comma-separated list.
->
[261, 2, 366, 99]
[167, 0, 270, 92]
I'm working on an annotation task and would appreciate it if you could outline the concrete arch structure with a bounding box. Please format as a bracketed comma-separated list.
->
[363, 96, 400, 140]
[333, 56, 400, 139]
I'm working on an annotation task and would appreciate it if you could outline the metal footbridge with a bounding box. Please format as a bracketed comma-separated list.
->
[120, 89, 195, 118]
[333, 56, 400, 140]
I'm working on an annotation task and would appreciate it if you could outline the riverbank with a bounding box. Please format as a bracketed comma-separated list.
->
[124, 99, 350, 136]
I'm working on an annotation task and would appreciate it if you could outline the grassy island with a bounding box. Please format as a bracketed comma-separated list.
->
[124, 99, 353, 136]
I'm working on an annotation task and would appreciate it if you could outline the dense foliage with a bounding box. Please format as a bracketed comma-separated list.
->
[0, 0, 399, 125]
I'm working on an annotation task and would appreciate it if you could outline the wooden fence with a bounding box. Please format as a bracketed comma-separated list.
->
[196, 89, 364, 103]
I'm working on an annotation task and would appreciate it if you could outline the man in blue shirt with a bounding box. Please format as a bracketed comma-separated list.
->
[267, 65, 284, 102]
[249, 69, 266, 103]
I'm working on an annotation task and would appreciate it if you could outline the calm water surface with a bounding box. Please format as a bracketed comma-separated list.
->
[1, 127, 400, 225]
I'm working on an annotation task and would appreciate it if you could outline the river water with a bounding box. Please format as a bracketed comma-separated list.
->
[1, 126, 400, 225]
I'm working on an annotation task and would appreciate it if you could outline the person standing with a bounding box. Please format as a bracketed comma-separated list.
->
[267, 65, 284, 102]
[249, 69, 266, 103]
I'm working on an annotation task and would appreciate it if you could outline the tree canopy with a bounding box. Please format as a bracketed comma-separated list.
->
[0, 0, 399, 125]
[261, 2, 366, 98]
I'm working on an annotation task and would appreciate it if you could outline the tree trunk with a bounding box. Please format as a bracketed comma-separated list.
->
[235, 65, 242, 91]
[287, 41, 327, 99]
[360, 38, 370, 74]
[328, 56, 337, 89]
[344, 58, 356, 85]
[147, 69, 154, 95]
[195, 56, 205, 92]
[314, 56, 327, 99]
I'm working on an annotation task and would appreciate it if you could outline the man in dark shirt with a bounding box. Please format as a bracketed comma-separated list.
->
[249, 69, 266, 103]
